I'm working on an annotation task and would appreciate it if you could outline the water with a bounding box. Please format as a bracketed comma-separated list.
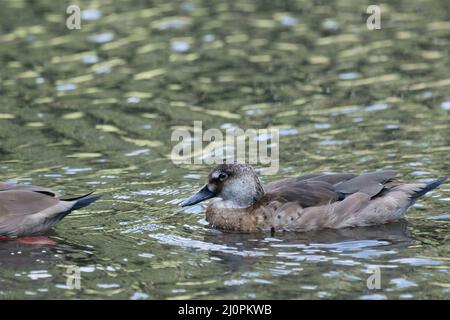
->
[0, 0, 449, 299]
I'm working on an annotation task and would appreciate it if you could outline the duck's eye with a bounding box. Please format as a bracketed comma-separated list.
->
[218, 173, 228, 181]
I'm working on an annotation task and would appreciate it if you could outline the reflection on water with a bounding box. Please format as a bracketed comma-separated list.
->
[0, 0, 449, 299]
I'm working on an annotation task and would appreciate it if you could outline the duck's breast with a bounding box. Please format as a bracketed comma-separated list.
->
[206, 202, 258, 232]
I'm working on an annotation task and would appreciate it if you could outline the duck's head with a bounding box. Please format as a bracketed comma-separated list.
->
[181, 163, 265, 208]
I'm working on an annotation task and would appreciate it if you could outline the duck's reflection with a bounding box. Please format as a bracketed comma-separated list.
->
[202, 220, 413, 270]
[0, 239, 59, 269]
[205, 220, 411, 244]
[0, 233, 91, 269]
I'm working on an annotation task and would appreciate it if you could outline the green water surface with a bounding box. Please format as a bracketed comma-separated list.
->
[0, 0, 449, 299]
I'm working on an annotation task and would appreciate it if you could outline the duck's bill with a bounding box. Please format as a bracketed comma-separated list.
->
[181, 184, 216, 207]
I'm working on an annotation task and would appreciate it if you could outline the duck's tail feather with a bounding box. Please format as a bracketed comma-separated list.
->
[46, 193, 101, 225]
[409, 177, 447, 200]
[63, 192, 102, 210]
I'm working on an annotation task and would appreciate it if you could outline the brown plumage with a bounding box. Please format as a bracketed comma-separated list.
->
[0, 182, 100, 237]
[181, 164, 447, 233]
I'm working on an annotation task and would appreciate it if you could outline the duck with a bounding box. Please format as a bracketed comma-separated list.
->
[181, 163, 447, 233]
[0, 181, 100, 238]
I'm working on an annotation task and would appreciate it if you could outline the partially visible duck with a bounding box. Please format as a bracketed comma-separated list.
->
[181, 163, 447, 233]
[0, 181, 100, 237]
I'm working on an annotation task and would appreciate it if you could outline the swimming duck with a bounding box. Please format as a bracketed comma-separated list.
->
[0, 181, 100, 237]
[181, 163, 447, 233]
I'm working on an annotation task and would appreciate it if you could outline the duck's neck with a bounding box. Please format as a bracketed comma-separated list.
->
[253, 177, 266, 205]
[214, 183, 265, 209]
[210, 198, 250, 209]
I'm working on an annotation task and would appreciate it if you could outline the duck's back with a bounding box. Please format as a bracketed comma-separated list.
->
[250, 171, 444, 232]
[266, 172, 358, 207]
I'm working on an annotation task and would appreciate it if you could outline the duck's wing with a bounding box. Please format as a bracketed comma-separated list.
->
[334, 170, 398, 197]
[0, 190, 73, 237]
[0, 181, 60, 197]
[0, 190, 60, 216]
[267, 180, 341, 207]
[266, 173, 357, 191]
[265, 171, 397, 208]
[266, 174, 323, 190]
[0, 183, 100, 237]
